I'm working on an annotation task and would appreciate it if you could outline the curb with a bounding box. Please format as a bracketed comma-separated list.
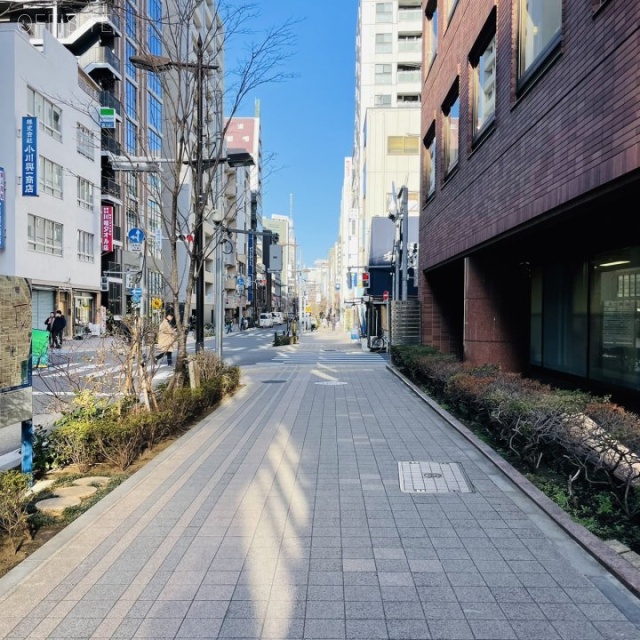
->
[386, 363, 640, 600]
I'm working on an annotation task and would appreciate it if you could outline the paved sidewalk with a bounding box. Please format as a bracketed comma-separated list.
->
[2, 329, 640, 639]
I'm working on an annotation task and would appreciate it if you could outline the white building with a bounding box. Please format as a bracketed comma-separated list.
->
[0, 25, 101, 335]
[347, 0, 422, 302]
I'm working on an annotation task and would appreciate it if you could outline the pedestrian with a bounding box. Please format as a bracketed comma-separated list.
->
[52, 310, 66, 348]
[44, 311, 56, 348]
[155, 311, 177, 365]
[225, 318, 233, 334]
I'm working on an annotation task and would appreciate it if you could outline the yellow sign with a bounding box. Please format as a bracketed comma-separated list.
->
[151, 297, 163, 310]
[305, 306, 312, 312]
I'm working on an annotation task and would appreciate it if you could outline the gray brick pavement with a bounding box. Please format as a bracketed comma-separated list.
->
[2, 329, 640, 639]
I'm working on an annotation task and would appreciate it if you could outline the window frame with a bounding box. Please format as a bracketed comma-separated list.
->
[28, 213, 63, 256]
[375, 32, 393, 54]
[424, 1, 438, 72]
[27, 87, 62, 141]
[375, 2, 393, 23]
[374, 63, 392, 85]
[38, 156, 63, 198]
[442, 79, 460, 178]
[76, 123, 95, 160]
[77, 230, 95, 262]
[77, 176, 95, 211]
[516, 0, 562, 91]
[422, 123, 437, 201]
[387, 135, 420, 155]
[469, 10, 497, 144]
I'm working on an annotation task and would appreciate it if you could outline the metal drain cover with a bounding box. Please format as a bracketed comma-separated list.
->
[398, 461, 473, 494]
[262, 380, 287, 384]
[315, 381, 348, 386]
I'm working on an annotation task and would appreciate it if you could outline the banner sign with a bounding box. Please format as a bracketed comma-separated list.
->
[101, 206, 113, 252]
[0, 167, 5, 250]
[248, 233, 253, 302]
[21, 117, 38, 196]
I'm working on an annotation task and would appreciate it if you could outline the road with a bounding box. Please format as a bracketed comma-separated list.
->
[0, 325, 287, 471]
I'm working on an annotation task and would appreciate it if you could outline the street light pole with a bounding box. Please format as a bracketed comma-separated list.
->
[194, 35, 205, 352]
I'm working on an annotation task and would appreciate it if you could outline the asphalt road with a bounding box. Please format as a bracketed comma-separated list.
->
[0, 326, 285, 471]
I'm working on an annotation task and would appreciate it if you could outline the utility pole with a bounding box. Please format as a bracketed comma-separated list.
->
[400, 186, 409, 301]
[194, 35, 205, 352]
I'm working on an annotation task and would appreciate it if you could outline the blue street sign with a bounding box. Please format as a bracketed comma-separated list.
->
[132, 287, 142, 297]
[128, 227, 145, 244]
[237, 276, 245, 287]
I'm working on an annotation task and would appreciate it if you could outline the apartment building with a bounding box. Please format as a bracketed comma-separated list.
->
[343, 0, 422, 321]
[419, 0, 640, 402]
[0, 25, 101, 334]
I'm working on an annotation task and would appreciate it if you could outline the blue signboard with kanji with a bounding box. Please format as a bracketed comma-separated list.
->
[22, 117, 38, 197]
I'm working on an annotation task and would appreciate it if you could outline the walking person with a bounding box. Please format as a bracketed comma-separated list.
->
[52, 310, 66, 348]
[225, 318, 233, 334]
[44, 311, 56, 348]
[154, 311, 177, 366]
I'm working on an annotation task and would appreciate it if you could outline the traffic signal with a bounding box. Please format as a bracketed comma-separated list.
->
[362, 272, 370, 288]
[100, 276, 109, 292]
[272, 233, 279, 244]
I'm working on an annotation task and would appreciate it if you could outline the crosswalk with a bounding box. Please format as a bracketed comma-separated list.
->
[270, 350, 387, 365]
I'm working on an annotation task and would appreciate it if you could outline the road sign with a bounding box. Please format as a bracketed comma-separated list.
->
[237, 276, 245, 287]
[128, 227, 145, 244]
[383, 290, 389, 301]
[132, 287, 142, 297]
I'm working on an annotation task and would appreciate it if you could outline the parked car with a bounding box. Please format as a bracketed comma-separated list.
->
[271, 312, 284, 325]
[259, 313, 274, 328]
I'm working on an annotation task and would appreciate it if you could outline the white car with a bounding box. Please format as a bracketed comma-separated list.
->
[258, 313, 274, 328]
[271, 312, 284, 325]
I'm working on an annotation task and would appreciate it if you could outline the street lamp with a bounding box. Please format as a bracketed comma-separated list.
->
[130, 36, 218, 353]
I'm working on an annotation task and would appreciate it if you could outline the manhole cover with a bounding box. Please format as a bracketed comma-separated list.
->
[315, 381, 348, 386]
[398, 461, 473, 494]
[262, 380, 287, 384]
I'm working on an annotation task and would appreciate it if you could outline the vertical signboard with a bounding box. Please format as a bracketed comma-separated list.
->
[247, 233, 253, 302]
[0, 167, 5, 250]
[102, 206, 113, 252]
[22, 117, 38, 197]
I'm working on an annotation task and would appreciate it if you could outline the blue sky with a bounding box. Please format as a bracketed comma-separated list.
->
[228, 1, 358, 266]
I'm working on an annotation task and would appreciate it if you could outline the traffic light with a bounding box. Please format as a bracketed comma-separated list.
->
[100, 276, 109, 292]
[362, 272, 370, 288]
[272, 233, 279, 244]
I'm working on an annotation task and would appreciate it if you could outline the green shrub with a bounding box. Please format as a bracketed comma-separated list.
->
[0, 471, 31, 552]
[47, 420, 102, 472]
[93, 419, 146, 471]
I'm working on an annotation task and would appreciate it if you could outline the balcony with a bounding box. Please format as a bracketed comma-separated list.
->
[225, 277, 238, 291]
[101, 177, 122, 201]
[398, 8, 421, 22]
[80, 47, 122, 81]
[60, 4, 121, 50]
[101, 132, 121, 156]
[99, 90, 122, 117]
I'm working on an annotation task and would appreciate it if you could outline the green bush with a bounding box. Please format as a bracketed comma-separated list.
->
[47, 420, 102, 472]
[93, 419, 146, 471]
[0, 471, 31, 552]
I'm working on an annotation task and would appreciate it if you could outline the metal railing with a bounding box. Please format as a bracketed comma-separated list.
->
[101, 177, 121, 199]
[101, 133, 121, 155]
[80, 47, 121, 72]
[99, 90, 122, 116]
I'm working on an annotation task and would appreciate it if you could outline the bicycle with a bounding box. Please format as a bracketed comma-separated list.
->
[370, 332, 388, 352]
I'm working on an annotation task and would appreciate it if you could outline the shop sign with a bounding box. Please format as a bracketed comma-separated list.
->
[102, 206, 113, 252]
[21, 117, 37, 196]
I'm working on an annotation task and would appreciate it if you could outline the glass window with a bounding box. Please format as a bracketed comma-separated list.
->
[398, 34, 421, 53]
[76, 123, 94, 160]
[27, 87, 62, 141]
[77, 230, 95, 262]
[443, 86, 459, 175]
[148, 0, 162, 22]
[376, 2, 393, 23]
[148, 25, 162, 94]
[125, 41, 137, 79]
[148, 129, 162, 157]
[126, 119, 137, 154]
[518, 0, 562, 80]
[375, 33, 392, 54]
[425, 3, 438, 70]
[375, 64, 392, 85]
[148, 94, 162, 131]
[77, 177, 94, 211]
[423, 126, 436, 199]
[125, 1, 136, 39]
[472, 33, 496, 137]
[387, 136, 420, 155]
[125, 80, 137, 120]
[28, 214, 63, 256]
[374, 94, 392, 106]
[38, 156, 63, 198]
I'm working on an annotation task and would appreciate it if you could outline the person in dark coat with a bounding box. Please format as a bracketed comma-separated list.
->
[44, 311, 56, 347]
[52, 310, 66, 348]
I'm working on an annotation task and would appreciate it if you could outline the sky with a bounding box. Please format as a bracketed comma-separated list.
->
[226, 1, 358, 267]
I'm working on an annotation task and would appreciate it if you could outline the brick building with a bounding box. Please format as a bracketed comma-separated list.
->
[419, 0, 640, 400]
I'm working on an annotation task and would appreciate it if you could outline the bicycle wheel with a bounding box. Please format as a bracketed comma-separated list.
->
[370, 336, 383, 349]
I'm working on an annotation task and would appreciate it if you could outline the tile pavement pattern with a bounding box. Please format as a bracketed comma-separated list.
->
[2, 332, 640, 639]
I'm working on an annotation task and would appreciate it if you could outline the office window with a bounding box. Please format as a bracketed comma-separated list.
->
[125, 41, 137, 79]
[77, 230, 95, 262]
[125, 80, 137, 120]
[38, 156, 63, 198]
[387, 136, 420, 155]
[148, 0, 162, 21]
[28, 214, 63, 256]
[375, 33, 392, 54]
[375, 64, 392, 85]
[376, 2, 393, 23]
[518, 0, 561, 81]
[423, 124, 436, 199]
[374, 94, 392, 106]
[148, 94, 162, 130]
[470, 20, 496, 138]
[27, 88, 62, 141]
[443, 82, 459, 175]
[76, 123, 94, 160]
[148, 24, 162, 94]
[148, 130, 162, 157]
[425, 1, 438, 69]
[77, 177, 94, 211]
[126, 119, 137, 154]
[125, 1, 136, 39]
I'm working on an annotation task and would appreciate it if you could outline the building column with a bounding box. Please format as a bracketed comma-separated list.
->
[463, 255, 529, 372]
